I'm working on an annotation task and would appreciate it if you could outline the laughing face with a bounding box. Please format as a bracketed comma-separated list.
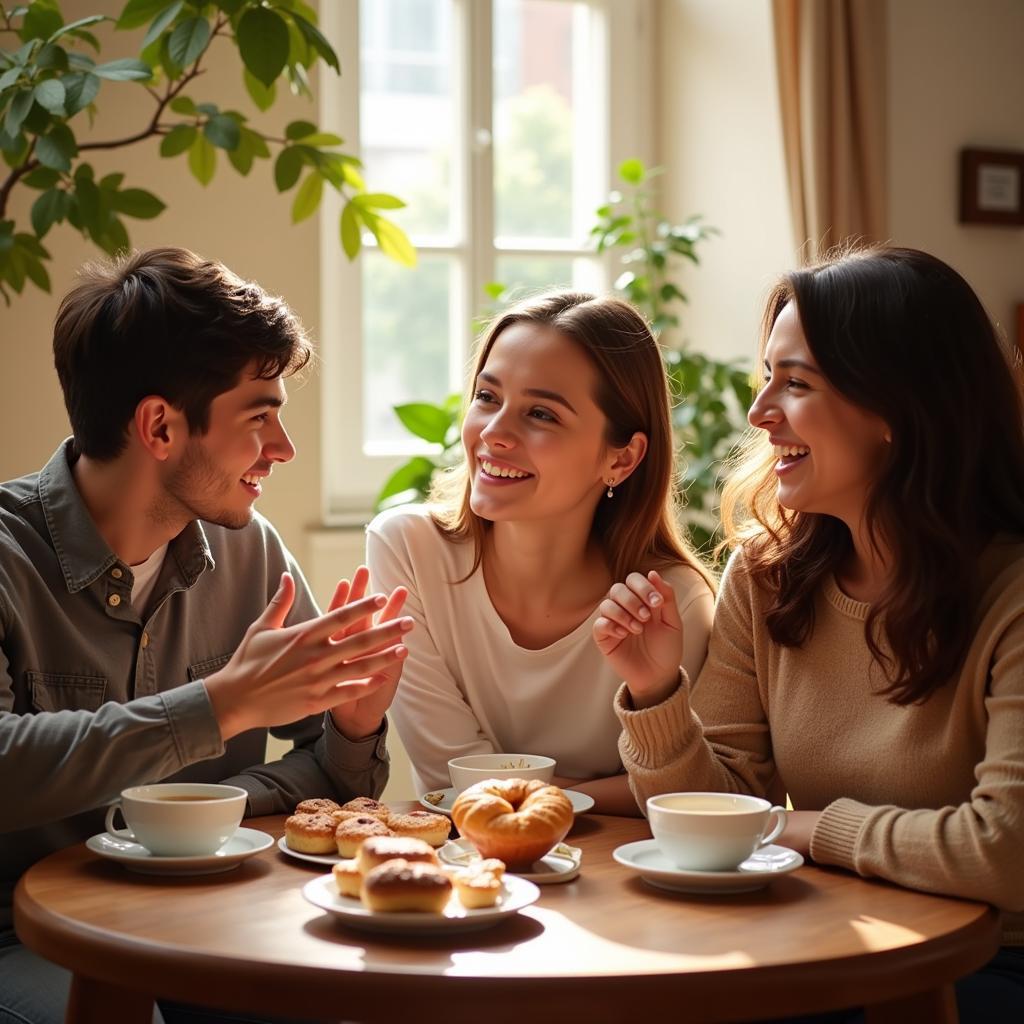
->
[748, 302, 890, 527]
[157, 368, 295, 530]
[461, 321, 619, 527]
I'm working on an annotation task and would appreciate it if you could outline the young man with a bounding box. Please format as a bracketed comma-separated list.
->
[0, 248, 412, 1022]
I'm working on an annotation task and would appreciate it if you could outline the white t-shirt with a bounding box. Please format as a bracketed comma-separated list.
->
[130, 542, 168, 613]
[367, 505, 715, 794]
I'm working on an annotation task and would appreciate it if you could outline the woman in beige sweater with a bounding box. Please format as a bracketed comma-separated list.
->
[596, 247, 1024, 1019]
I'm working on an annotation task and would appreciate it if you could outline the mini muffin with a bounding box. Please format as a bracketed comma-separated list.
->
[361, 859, 452, 913]
[357, 836, 438, 875]
[296, 798, 341, 816]
[451, 868, 503, 909]
[338, 797, 390, 823]
[332, 859, 362, 898]
[285, 812, 339, 854]
[387, 810, 450, 847]
[335, 815, 393, 857]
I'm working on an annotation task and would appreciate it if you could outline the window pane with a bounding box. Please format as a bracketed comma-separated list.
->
[495, 255, 603, 301]
[363, 252, 453, 447]
[360, 0, 454, 238]
[493, 0, 599, 243]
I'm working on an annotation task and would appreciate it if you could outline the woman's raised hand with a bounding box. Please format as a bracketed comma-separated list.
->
[593, 569, 684, 709]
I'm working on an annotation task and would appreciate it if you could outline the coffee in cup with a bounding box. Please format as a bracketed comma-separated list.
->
[646, 792, 788, 871]
[105, 783, 247, 856]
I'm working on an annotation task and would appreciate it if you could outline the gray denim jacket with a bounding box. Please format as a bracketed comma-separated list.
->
[0, 441, 389, 935]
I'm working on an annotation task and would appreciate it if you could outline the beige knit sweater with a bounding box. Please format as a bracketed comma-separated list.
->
[616, 538, 1024, 945]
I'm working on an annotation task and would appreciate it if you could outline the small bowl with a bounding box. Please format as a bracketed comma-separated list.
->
[448, 754, 556, 794]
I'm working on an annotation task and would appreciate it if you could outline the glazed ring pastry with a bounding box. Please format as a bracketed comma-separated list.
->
[338, 797, 390, 822]
[335, 815, 393, 857]
[387, 810, 450, 847]
[295, 798, 341, 817]
[284, 812, 339, 854]
[451, 778, 573, 869]
[332, 859, 362, 898]
[357, 836, 438, 875]
[361, 859, 452, 913]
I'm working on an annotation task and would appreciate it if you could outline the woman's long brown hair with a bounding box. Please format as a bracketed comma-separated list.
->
[429, 291, 714, 592]
[721, 245, 1024, 704]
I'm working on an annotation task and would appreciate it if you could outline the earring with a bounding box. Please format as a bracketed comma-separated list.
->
[606, 479, 615, 499]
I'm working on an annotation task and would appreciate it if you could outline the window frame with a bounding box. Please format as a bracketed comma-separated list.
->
[318, 0, 655, 524]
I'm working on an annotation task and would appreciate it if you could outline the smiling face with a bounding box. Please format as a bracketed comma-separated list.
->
[159, 368, 296, 529]
[461, 321, 623, 527]
[748, 302, 890, 528]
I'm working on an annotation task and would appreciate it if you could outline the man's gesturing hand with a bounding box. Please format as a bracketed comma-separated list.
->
[205, 572, 413, 742]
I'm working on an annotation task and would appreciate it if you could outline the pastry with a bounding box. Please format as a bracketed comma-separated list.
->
[357, 835, 438, 874]
[387, 809, 450, 847]
[284, 812, 339, 854]
[332, 859, 362, 898]
[361, 859, 452, 913]
[335, 815, 393, 857]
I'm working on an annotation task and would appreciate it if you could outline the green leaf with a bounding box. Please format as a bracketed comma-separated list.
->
[237, 7, 289, 87]
[187, 133, 215, 185]
[0, 67, 22, 90]
[618, 158, 646, 185]
[4, 90, 33, 136]
[30, 187, 65, 237]
[227, 131, 253, 174]
[117, 0, 178, 31]
[168, 16, 210, 67]
[62, 72, 100, 115]
[68, 28, 101, 52]
[111, 188, 165, 219]
[35, 43, 69, 71]
[215, 0, 245, 13]
[74, 175, 101, 233]
[285, 119, 316, 140]
[21, 250, 51, 292]
[203, 113, 240, 150]
[93, 58, 152, 81]
[99, 214, 130, 255]
[33, 78, 66, 116]
[289, 12, 340, 73]
[290, 172, 322, 223]
[376, 456, 436, 505]
[394, 403, 451, 444]
[355, 192, 405, 211]
[243, 68, 275, 111]
[142, 1, 184, 49]
[169, 95, 196, 115]
[35, 123, 77, 171]
[292, 132, 342, 147]
[99, 172, 125, 190]
[483, 281, 506, 300]
[363, 212, 416, 267]
[159, 123, 195, 155]
[339, 202, 360, 259]
[22, 166, 60, 189]
[273, 146, 303, 191]
[20, 0, 63, 42]
[49, 15, 107, 42]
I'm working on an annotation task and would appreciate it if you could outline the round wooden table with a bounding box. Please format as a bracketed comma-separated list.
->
[15, 808, 999, 1024]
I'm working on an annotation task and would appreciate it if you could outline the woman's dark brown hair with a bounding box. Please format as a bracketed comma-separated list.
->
[430, 291, 714, 590]
[721, 245, 1024, 703]
[53, 247, 311, 460]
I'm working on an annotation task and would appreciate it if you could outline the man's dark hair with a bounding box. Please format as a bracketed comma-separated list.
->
[53, 247, 312, 460]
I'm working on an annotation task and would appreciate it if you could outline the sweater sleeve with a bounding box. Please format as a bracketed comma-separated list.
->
[366, 514, 494, 792]
[811, 600, 1024, 912]
[616, 550, 781, 809]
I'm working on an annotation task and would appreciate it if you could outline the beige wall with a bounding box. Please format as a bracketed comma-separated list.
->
[887, 0, 1024, 336]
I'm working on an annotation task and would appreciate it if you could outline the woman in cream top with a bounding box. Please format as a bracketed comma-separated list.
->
[369, 292, 714, 812]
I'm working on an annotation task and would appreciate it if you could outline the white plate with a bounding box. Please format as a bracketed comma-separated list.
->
[419, 787, 595, 817]
[302, 871, 540, 934]
[86, 827, 274, 876]
[276, 836, 344, 866]
[438, 837, 581, 884]
[613, 840, 804, 894]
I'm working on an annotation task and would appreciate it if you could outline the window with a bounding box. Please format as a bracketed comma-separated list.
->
[319, 0, 654, 521]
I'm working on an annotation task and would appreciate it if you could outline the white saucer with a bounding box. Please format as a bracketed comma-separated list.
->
[302, 871, 540, 934]
[613, 840, 804, 894]
[277, 835, 344, 866]
[86, 827, 274, 876]
[419, 787, 595, 817]
[438, 837, 582, 884]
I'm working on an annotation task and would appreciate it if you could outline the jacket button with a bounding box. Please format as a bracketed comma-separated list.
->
[108, 594, 121, 607]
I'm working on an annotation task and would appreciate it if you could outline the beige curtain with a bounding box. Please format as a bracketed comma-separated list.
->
[772, 0, 888, 261]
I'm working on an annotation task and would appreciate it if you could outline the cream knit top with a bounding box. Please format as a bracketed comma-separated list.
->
[368, 504, 714, 794]
[616, 538, 1024, 945]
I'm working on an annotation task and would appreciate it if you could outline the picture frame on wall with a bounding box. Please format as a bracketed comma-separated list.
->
[959, 148, 1024, 226]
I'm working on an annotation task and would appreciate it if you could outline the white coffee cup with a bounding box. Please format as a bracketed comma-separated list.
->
[104, 783, 247, 857]
[646, 792, 788, 872]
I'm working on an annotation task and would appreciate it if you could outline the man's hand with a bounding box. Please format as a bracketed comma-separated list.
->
[325, 565, 410, 741]
[593, 569, 683, 709]
[204, 572, 413, 742]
